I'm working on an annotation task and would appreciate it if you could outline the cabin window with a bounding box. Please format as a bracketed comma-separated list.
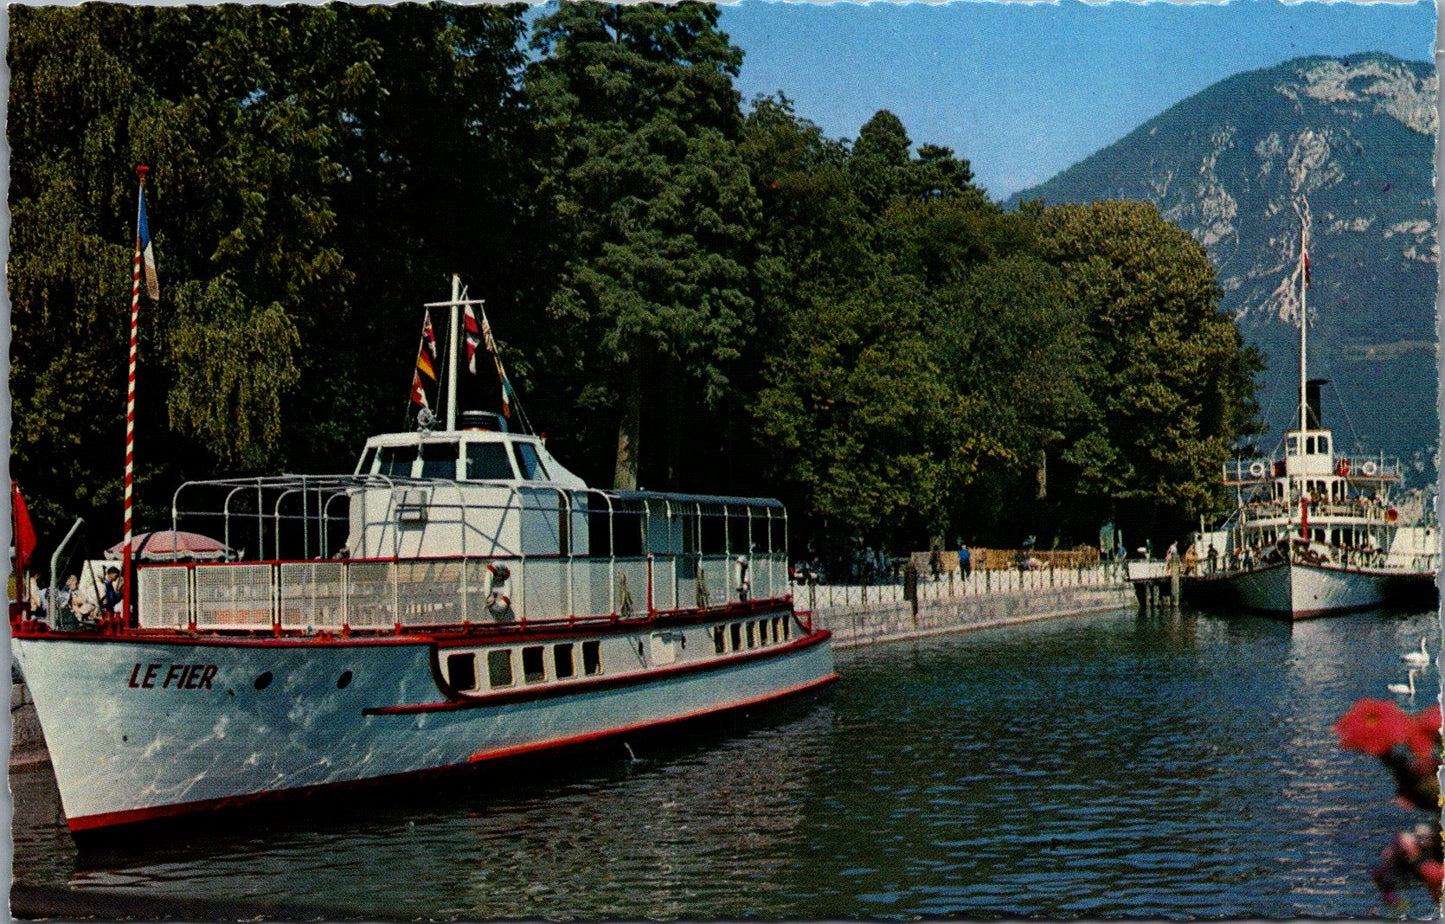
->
[554, 644, 576, 680]
[487, 649, 514, 688]
[582, 640, 602, 676]
[447, 652, 478, 692]
[522, 646, 547, 684]
[1305, 437, 1316, 455]
[728, 513, 750, 556]
[701, 515, 726, 555]
[512, 442, 549, 481]
[1320, 436, 1330, 455]
[746, 621, 756, 648]
[421, 442, 459, 479]
[1286, 436, 1299, 456]
[466, 443, 514, 480]
[378, 445, 418, 478]
[730, 622, 742, 652]
[712, 625, 726, 654]
[611, 505, 644, 558]
[768, 512, 786, 555]
[357, 446, 377, 476]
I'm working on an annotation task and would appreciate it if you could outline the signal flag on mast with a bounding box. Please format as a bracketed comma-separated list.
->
[410, 311, 438, 409]
[463, 303, 481, 374]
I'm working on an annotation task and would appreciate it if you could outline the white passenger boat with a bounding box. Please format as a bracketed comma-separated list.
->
[11, 285, 836, 839]
[1188, 213, 1438, 619]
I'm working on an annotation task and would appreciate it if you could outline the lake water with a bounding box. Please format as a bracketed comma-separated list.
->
[10, 607, 1441, 918]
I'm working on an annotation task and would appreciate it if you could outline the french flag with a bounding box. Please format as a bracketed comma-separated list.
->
[137, 189, 159, 300]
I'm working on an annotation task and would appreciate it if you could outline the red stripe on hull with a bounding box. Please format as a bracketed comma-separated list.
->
[65, 673, 838, 834]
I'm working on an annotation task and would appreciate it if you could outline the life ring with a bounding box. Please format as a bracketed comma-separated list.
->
[1362, 461, 1378, 476]
[1248, 461, 1267, 478]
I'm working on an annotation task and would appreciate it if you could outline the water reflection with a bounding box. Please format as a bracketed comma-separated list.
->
[11, 607, 1440, 918]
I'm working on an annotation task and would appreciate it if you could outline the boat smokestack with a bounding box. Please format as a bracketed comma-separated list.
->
[1306, 378, 1327, 428]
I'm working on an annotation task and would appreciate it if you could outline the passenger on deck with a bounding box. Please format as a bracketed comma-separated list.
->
[101, 567, 124, 616]
[26, 574, 46, 619]
[70, 577, 99, 623]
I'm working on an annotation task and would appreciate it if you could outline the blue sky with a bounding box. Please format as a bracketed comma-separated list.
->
[718, 0, 1437, 199]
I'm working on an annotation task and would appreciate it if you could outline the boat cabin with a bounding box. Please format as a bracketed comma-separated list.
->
[125, 420, 790, 635]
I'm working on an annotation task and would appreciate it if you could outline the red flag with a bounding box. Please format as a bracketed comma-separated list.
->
[410, 370, 429, 410]
[463, 304, 481, 374]
[1303, 252, 1311, 288]
[11, 481, 36, 574]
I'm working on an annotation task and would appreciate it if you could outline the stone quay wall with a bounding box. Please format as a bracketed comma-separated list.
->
[798, 565, 1134, 649]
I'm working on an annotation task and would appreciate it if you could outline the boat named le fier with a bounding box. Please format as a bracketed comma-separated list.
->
[11, 280, 837, 838]
[1187, 207, 1438, 618]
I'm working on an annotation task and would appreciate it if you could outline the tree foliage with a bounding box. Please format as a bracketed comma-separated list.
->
[526, 1, 758, 490]
[8, 3, 1261, 568]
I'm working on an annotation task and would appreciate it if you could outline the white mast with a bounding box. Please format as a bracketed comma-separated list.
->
[1295, 200, 1310, 434]
[446, 273, 461, 431]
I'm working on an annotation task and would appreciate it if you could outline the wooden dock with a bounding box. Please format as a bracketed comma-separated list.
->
[1126, 560, 1181, 610]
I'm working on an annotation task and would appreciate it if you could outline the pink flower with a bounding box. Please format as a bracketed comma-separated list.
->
[1336, 699, 1410, 757]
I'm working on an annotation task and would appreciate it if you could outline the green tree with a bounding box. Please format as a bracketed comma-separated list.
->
[929, 252, 1097, 539]
[527, 1, 759, 490]
[8, 4, 532, 543]
[1033, 200, 1262, 538]
[755, 271, 954, 556]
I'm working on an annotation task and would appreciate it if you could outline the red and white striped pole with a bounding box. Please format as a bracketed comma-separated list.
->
[124, 165, 148, 548]
[120, 165, 150, 625]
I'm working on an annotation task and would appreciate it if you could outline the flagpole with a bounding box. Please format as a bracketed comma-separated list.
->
[125, 165, 148, 549]
[1296, 200, 1309, 434]
[446, 273, 461, 432]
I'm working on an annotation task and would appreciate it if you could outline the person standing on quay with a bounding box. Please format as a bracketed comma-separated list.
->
[958, 544, 971, 581]
[903, 559, 919, 617]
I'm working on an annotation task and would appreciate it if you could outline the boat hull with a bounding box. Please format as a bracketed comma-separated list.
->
[12, 621, 836, 834]
[1194, 561, 1435, 619]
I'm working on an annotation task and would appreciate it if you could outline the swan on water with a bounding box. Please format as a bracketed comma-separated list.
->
[1387, 670, 1417, 697]
[1401, 637, 1431, 668]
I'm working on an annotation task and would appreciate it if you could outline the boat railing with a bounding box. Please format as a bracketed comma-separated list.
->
[1240, 498, 1404, 524]
[133, 472, 794, 633]
[1224, 455, 1403, 484]
[1223, 459, 1274, 484]
[134, 550, 789, 633]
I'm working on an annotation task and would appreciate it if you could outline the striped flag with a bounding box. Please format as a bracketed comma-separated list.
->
[410, 311, 437, 409]
[137, 187, 159, 300]
[463, 303, 481, 374]
[417, 311, 438, 381]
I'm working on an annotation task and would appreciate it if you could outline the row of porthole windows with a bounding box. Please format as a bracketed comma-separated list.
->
[713, 616, 791, 655]
[447, 616, 794, 694]
[447, 640, 603, 693]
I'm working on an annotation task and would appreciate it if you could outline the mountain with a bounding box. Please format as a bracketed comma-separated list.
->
[1015, 54, 1437, 483]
